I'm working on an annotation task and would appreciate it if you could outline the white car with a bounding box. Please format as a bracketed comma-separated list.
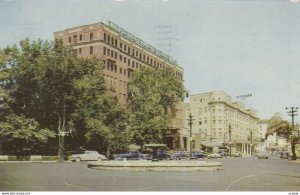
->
[71, 150, 107, 162]
[207, 153, 221, 159]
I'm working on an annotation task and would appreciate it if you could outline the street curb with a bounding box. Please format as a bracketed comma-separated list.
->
[88, 160, 223, 171]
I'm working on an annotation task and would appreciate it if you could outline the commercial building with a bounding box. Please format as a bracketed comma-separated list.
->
[183, 91, 259, 155]
[53, 21, 184, 149]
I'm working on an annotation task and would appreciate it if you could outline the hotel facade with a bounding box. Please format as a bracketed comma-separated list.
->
[54, 21, 184, 149]
[183, 91, 259, 155]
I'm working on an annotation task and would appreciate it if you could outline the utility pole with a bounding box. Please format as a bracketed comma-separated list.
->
[286, 107, 298, 138]
[187, 113, 194, 157]
[229, 124, 232, 156]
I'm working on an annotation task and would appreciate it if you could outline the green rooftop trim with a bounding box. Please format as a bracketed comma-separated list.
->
[105, 21, 182, 70]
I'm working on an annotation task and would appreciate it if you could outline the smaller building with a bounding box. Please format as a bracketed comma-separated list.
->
[256, 114, 289, 155]
[183, 91, 259, 155]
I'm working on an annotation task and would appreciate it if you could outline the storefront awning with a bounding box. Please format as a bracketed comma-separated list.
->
[201, 142, 224, 148]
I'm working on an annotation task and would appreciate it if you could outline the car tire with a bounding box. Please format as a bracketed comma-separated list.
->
[75, 157, 81, 162]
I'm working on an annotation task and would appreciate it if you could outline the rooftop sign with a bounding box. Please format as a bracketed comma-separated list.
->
[107, 21, 179, 66]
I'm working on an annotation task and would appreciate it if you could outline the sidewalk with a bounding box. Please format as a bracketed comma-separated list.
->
[0, 160, 59, 163]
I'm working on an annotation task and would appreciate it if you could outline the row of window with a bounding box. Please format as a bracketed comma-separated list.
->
[104, 32, 167, 70]
[103, 47, 142, 69]
[69, 32, 94, 43]
[68, 30, 183, 78]
[104, 60, 134, 78]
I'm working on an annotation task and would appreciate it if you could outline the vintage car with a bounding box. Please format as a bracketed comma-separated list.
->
[71, 150, 107, 162]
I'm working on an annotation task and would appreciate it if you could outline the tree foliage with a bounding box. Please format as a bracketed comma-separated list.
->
[0, 38, 128, 155]
[266, 114, 299, 160]
[127, 68, 184, 146]
[0, 115, 56, 155]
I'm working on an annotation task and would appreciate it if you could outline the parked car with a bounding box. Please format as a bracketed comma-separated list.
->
[258, 152, 269, 159]
[145, 150, 171, 160]
[115, 151, 145, 160]
[191, 151, 207, 159]
[71, 150, 107, 162]
[253, 153, 260, 157]
[207, 153, 221, 159]
[232, 153, 242, 158]
[280, 151, 289, 159]
[170, 151, 188, 160]
[219, 152, 226, 158]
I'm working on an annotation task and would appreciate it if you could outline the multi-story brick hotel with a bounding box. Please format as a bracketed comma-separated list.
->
[54, 21, 183, 103]
[54, 21, 184, 149]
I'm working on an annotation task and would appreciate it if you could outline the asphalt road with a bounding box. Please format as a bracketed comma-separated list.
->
[0, 157, 299, 191]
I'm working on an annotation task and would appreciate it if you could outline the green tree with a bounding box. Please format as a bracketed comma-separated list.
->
[266, 114, 298, 160]
[0, 38, 128, 155]
[0, 115, 55, 155]
[127, 68, 184, 146]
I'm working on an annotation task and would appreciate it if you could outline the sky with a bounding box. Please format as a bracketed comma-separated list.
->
[1, 0, 300, 121]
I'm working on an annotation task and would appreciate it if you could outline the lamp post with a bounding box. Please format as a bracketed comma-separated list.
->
[187, 113, 194, 157]
[228, 124, 232, 156]
[286, 107, 298, 138]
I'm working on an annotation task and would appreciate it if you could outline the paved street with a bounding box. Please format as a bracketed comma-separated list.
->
[0, 157, 299, 191]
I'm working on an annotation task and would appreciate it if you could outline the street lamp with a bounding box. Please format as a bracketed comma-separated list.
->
[187, 113, 194, 157]
[58, 128, 72, 162]
[228, 124, 232, 155]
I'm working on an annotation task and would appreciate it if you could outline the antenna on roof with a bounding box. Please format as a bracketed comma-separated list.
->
[101, 13, 107, 23]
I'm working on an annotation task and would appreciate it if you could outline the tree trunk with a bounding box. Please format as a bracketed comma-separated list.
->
[291, 139, 297, 160]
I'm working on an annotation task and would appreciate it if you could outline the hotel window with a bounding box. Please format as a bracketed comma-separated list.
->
[136, 50, 138, 57]
[128, 47, 130, 54]
[132, 61, 134, 68]
[150, 58, 153, 65]
[90, 33, 93, 42]
[104, 33, 107, 41]
[89, 46, 93, 54]
[132, 49, 135, 56]
[120, 42, 123, 49]
[108, 35, 110, 44]
[128, 59, 130, 66]
[139, 53, 142, 60]
[120, 67, 123, 74]
[107, 48, 110, 55]
[115, 39, 118, 47]
[114, 51, 117, 59]
[120, 55, 123, 61]
[79, 48, 82, 54]
[110, 63, 113, 71]
[114, 64, 117, 73]
[79, 34, 82, 41]
[124, 44, 127, 51]
[124, 57, 126, 63]
[69, 37, 71, 43]
[110, 50, 113, 57]
[103, 47, 106, 55]
[73, 35, 77, 43]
